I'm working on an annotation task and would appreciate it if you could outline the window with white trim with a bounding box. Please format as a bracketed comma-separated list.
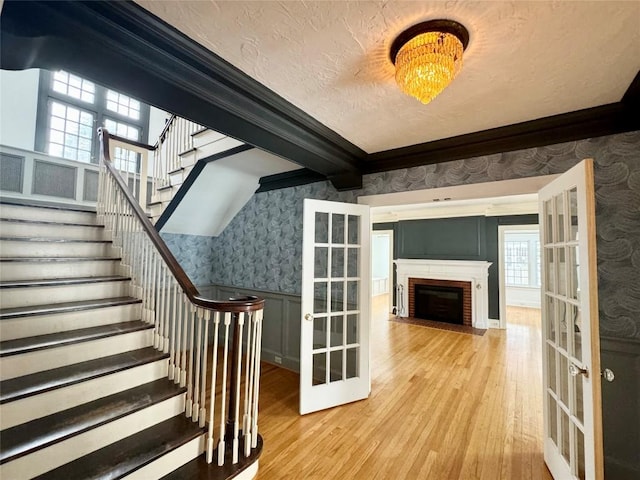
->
[36, 69, 149, 168]
[504, 231, 541, 288]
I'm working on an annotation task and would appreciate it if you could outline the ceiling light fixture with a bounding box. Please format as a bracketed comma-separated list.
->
[390, 19, 469, 105]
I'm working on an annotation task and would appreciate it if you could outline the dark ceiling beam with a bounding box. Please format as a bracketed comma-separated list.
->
[364, 101, 640, 174]
[0, 0, 365, 190]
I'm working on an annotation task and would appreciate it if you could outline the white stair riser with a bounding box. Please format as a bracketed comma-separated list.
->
[180, 155, 197, 169]
[0, 222, 108, 241]
[169, 172, 184, 186]
[0, 205, 97, 225]
[192, 129, 226, 149]
[0, 329, 153, 380]
[235, 460, 260, 480]
[0, 358, 169, 430]
[0, 240, 116, 258]
[0, 259, 120, 281]
[197, 136, 244, 159]
[1, 280, 130, 309]
[157, 189, 174, 203]
[0, 303, 142, 341]
[0, 394, 185, 480]
[123, 434, 204, 480]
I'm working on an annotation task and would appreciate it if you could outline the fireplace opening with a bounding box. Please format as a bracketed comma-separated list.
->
[414, 284, 464, 325]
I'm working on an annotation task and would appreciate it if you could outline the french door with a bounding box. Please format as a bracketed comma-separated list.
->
[300, 199, 371, 415]
[539, 159, 603, 479]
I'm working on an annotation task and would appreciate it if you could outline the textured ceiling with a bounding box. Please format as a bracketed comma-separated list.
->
[137, 1, 640, 154]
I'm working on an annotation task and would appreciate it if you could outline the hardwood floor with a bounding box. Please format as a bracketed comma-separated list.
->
[253, 299, 552, 479]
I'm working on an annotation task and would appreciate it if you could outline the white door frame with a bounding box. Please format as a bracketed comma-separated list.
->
[371, 229, 394, 313]
[498, 224, 541, 329]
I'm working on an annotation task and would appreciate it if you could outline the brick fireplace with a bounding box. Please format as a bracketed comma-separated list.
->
[408, 277, 472, 326]
[394, 259, 492, 329]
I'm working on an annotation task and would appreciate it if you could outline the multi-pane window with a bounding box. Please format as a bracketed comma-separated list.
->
[106, 90, 141, 120]
[505, 231, 541, 288]
[104, 118, 139, 141]
[52, 71, 95, 103]
[113, 147, 138, 174]
[37, 69, 149, 166]
[47, 102, 94, 162]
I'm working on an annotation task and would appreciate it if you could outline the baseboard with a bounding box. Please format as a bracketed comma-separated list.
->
[488, 318, 501, 329]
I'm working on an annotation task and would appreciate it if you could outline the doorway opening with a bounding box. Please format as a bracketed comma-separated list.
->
[498, 225, 542, 330]
[371, 230, 393, 315]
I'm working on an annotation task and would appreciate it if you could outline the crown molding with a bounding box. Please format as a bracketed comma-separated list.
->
[364, 101, 639, 174]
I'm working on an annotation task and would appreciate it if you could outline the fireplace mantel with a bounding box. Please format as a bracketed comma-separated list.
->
[394, 259, 492, 329]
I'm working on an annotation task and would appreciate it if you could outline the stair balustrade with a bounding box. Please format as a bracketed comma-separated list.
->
[153, 115, 203, 195]
[97, 128, 263, 467]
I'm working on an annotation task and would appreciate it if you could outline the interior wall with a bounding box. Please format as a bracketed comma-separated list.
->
[373, 214, 538, 320]
[0, 69, 40, 150]
[164, 131, 640, 478]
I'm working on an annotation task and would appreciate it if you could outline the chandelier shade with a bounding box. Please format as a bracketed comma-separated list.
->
[390, 20, 469, 105]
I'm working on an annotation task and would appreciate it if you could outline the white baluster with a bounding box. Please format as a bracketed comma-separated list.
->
[206, 311, 221, 464]
[232, 312, 245, 464]
[251, 309, 263, 448]
[244, 311, 255, 457]
[181, 294, 189, 387]
[186, 303, 196, 417]
[218, 311, 232, 466]
[199, 309, 210, 428]
[193, 307, 204, 423]
[174, 290, 184, 384]
[169, 281, 178, 380]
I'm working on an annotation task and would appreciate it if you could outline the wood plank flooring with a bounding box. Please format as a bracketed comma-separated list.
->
[253, 298, 553, 479]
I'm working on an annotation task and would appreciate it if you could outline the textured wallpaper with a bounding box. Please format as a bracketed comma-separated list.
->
[164, 131, 640, 340]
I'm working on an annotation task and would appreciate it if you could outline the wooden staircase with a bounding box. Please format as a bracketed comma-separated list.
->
[148, 117, 243, 225]
[0, 199, 265, 480]
[0, 198, 207, 478]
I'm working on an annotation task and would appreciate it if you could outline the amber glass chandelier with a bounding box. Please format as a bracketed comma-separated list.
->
[390, 20, 469, 105]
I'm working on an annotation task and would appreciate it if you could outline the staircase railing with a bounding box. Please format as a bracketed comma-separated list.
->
[97, 128, 264, 466]
[152, 115, 203, 196]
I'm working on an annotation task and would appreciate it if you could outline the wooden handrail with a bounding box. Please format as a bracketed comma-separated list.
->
[99, 127, 264, 313]
[110, 133, 155, 151]
[154, 114, 178, 147]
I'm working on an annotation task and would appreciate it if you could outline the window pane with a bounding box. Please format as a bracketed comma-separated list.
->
[51, 70, 95, 104]
[47, 101, 94, 162]
[105, 89, 143, 120]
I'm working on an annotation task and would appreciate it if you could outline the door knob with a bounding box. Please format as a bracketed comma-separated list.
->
[304, 313, 313, 321]
[602, 368, 615, 382]
[569, 363, 589, 378]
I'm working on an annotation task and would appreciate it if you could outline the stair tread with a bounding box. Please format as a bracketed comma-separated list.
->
[0, 379, 186, 464]
[0, 236, 111, 243]
[0, 256, 120, 262]
[0, 197, 96, 213]
[35, 415, 204, 480]
[0, 217, 104, 228]
[161, 435, 263, 480]
[0, 296, 141, 319]
[0, 275, 130, 288]
[0, 320, 150, 357]
[0, 347, 168, 404]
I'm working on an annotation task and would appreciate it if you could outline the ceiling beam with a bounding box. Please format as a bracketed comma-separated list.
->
[0, 0, 365, 190]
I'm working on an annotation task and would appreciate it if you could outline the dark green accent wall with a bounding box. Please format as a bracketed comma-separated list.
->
[375, 214, 539, 320]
